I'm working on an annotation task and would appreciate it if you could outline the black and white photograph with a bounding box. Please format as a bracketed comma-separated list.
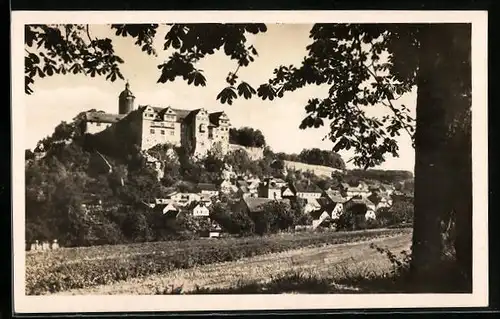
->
[12, 11, 488, 313]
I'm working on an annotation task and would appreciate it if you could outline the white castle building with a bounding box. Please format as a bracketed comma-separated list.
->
[81, 82, 232, 157]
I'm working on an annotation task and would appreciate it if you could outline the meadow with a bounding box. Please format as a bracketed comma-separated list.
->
[26, 228, 410, 295]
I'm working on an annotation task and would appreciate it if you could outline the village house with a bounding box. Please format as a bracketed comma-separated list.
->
[309, 209, 331, 230]
[246, 177, 261, 192]
[368, 192, 393, 210]
[235, 180, 251, 198]
[238, 197, 290, 217]
[344, 181, 371, 198]
[303, 198, 322, 214]
[188, 201, 211, 217]
[322, 190, 349, 206]
[345, 196, 377, 221]
[281, 184, 295, 199]
[258, 178, 287, 199]
[196, 183, 219, 197]
[154, 198, 171, 205]
[290, 182, 323, 200]
[208, 220, 223, 238]
[201, 193, 215, 206]
[316, 196, 345, 220]
[380, 183, 396, 195]
[168, 192, 202, 207]
[154, 201, 180, 217]
[220, 180, 238, 194]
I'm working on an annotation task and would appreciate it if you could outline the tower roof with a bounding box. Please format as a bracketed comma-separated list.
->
[119, 81, 135, 99]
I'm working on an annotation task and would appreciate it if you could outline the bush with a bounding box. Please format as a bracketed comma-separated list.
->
[211, 204, 255, 236]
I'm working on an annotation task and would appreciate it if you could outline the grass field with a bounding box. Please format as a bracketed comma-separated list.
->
[26, 228, 411, 295]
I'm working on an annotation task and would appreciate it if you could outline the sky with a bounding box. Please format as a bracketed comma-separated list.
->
[25, 23, 416, 172]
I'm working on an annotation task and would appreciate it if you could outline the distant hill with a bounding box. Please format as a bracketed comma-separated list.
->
[344, 169, 414, 185]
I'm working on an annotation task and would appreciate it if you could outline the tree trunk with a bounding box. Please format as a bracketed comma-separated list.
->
[411, 23, 472, 289]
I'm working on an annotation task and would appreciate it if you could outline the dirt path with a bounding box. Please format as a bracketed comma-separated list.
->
[55, 232, 412, 295]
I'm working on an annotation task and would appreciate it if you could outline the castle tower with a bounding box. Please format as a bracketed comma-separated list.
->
[118, 81, 135, 115]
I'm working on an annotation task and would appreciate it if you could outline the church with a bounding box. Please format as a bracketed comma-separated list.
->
[80, 82, 232, 157]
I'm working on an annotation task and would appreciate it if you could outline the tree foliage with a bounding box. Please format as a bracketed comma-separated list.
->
[346, 169, 413, 184]
[229, 127, 266, 148]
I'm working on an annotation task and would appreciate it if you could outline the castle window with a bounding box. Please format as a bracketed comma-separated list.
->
[161, 130, 165, 135]
[96, 122, 101, 126]
[150, 129, 155, 134]
[170, 131, 175, 136]
[199, 124, 206, 132]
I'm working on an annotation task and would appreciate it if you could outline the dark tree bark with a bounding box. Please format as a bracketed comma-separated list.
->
[412, 23, 472, 289]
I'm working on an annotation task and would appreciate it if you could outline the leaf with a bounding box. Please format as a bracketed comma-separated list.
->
[216, 87, 237, 105]
[29, 53, 40, 64]
[187, 70, 207, 87]
[237, 81, 256, 99]
[257, 84, 276, 101]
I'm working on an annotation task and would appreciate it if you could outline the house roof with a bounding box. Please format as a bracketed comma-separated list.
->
[306, 198, 321, 208]
[243, 197, 289, 213]
[323, 190, 349, 203]
[154, 203, 180, 214]
[138, 106, 225, 125]
[154, 198, 176, 205]
[166, 191, 179, 198]
[368, 193, 382, 205]
[200, 193, 212, 202]
[265, 178, 286, 189]
[348, 197, 375, 207]
[239, 186, 250, 193]
[293, 182, 323, 193]
[208, 111, 226, 126]
[197, 183, 218, 191]
[281, 185, 294, 194]
[316, 197, 338, 214]
[85, 111, 125, 124]
[186, 201, 209, 211]
[236, 180, 250, 193]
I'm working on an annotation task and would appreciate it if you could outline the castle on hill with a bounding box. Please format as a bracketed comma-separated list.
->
[80, 82, 232, 157]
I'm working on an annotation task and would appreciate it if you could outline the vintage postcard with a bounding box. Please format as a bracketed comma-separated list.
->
[12, 10, 488, 313]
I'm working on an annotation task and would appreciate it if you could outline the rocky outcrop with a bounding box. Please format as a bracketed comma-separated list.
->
[228, 144, 264, 160]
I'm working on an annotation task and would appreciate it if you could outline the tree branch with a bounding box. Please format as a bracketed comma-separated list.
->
[86, 25, 94, 43]
[365, 59, 415, 145]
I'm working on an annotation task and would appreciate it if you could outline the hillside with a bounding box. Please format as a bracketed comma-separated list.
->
[283, 160, 344, 177]
[25, 114, 414, 248]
